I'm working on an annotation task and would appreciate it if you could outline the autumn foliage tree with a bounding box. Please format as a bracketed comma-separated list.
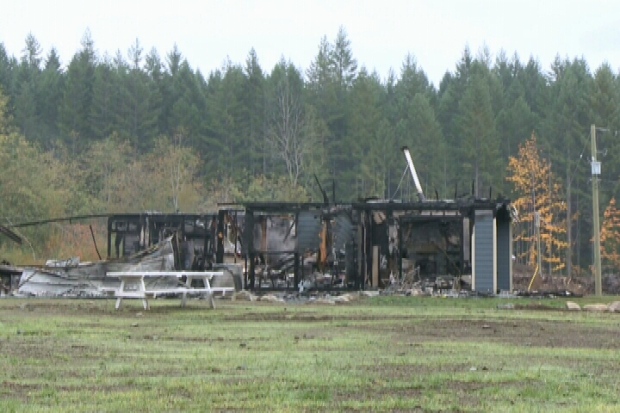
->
[600, 197, 620, 273]
[507, 133, 568, 274]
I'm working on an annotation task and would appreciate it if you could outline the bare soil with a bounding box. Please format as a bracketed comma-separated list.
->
[221, 309, 620, 350]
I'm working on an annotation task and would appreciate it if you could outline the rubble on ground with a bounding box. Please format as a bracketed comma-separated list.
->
[233, 290, 257, 301]
[259, 294, 285, 303]
[512, 264, 620, 296]
[360, 290, 380, 298]
[310, 297, 336, 305]
[608, 301, 620, 313]
[584, 303, 614, 312]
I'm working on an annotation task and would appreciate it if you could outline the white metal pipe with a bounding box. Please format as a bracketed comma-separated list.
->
[401, 146, 426, 201]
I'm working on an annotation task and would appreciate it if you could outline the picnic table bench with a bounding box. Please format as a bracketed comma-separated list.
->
[104, 271, 235, 310]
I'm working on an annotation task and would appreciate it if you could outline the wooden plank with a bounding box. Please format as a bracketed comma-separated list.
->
[372, 246, 379, 287]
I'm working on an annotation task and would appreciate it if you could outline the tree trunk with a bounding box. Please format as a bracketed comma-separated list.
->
[566, 164, 573, 277]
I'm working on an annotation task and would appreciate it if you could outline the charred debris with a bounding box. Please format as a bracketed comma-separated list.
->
[2, 148, 515, 296]
[2, 199, 513, 297]
[222, 195, 513, 295]
[216, 147, 514, 294]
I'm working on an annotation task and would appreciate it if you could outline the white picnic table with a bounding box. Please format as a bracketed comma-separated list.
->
[104, 271, 234, 310]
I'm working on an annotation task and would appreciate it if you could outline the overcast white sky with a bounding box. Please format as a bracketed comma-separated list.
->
[1, 0, 620, 86]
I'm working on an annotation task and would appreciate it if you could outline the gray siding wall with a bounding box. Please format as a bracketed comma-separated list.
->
[496, 218, 512, 291]
[296, 211, 321, 252]
[474, 211, 495, 293]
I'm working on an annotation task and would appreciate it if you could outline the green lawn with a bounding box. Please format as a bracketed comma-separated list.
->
[1, 295, 619, 412]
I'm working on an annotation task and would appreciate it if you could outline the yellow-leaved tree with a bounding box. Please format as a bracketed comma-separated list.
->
[600, 197, 620, 273]
[507, 133, 568, 274]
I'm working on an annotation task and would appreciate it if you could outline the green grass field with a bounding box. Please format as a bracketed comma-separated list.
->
[1, 295, 619, 412]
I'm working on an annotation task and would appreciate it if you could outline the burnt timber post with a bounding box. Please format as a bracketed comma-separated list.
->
[216, 210, 225, 264]
[293, 253, 300, 289]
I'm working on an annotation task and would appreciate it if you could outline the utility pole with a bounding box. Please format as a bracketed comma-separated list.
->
[591, 124, 602, 296]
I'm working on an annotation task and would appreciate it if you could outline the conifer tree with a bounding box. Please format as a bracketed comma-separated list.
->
[346, 68, 385, 197]
[38, 48, 63, 148]
[59, 30, 97, 153]
[244, 48, 266, 175]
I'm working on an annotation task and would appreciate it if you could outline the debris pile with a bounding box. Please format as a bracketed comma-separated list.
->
[513, 269, 620, 296]
[380, 265, 473, 297]
[229, 290, 363, 305]
[566, 301, 620, 313]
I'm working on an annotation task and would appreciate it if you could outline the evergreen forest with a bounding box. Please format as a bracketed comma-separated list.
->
[2, 27, 620, 274]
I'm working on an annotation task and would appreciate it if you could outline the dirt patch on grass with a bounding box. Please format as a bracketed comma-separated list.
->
[0, 380, 136, 401]
[513, 302, 560, 311]
[156, 334, 272, 343]
[360, 363, 475, 378]
[334, 372, 529, 412]
[332, 379, 504, 409]
[222, 311, 417, 323]
[380, 319, 620, 350]
[6, 300, 113, 314]
[333, 385, 423, 402]
[1, 381, 40, 401]
[219, 306, 620, 350]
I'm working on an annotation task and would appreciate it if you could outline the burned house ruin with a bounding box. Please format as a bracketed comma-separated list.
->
[4, 144, 514, 296]
[351, 198, 514, 294]
[215, 196, 514, 294]
[4, 199, 513, 296]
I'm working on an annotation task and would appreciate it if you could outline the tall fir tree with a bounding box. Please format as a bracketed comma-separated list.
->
[117, 39, 160, 151]
[306, 36, 339, 184]
[244, 48, 267, 175]
[542, 57, 593, 273]
[393, 55, 443, 197]
[37, 48, 63, 148]
[456, 64, 502, 197]
[0, 43, 13, 95]
[89, 57, 117, 141]
[345, 68, 385, 198]
[14, 34, 43, 142]
[591, 64, 620, 198]
[59, 30, 97, 154]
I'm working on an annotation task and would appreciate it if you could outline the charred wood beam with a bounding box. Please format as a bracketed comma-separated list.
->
[244, 202, 327, 212]
[89, 225, 102, 260]
[294, 253, 300, 288]
[216, 210, 225, 263]
[250, 250, 298, 255]
[314, 174, 329, 205]
[8, 213, 112, 228]
[0, 225, 22, 244]
[351, 200, 511, 213]
[398, 215, 463, 223]
[283, 220, 296, 243]
[10, 212, 217, 229]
